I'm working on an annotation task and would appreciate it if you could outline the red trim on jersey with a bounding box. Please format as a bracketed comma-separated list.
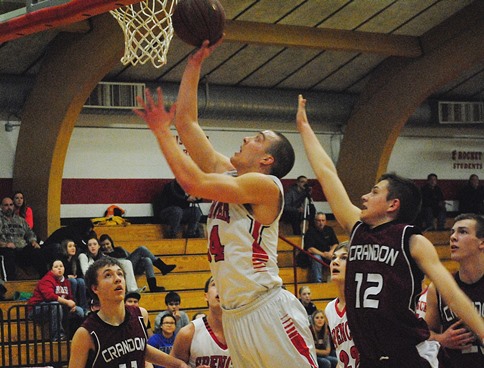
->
[203, 317, 228, 350]
[334, 298, 346, 318]
[251, 220, 269, 272]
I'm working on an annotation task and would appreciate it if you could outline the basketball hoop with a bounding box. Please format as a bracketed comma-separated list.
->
[110, 0, 178, 68]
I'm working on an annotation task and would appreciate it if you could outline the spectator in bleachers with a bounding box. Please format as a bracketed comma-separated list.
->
[304, 212, 339, 283]
[154, 291, 189, 334]
[298, 285, 317, 317]
[459, 174, 484, 215]
[281, 175, 315, 235]
[420, 173, 447, 231]
[27, 258, 84, 341]
[78, 236, 141, 293]
[12, 190, 34, 229]
[58, 239, 88, 313]
[425, 213, 484, 367]
[148, 313, 177, 365]
[99, 233, 175, 292]
[43, 218, 95, 254]
[0, 196, 46, 280]
[310, 309, 338, 368]
[154, 179, 202, 238]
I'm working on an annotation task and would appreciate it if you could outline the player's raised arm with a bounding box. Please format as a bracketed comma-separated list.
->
[175, 40, 232, 174]
[411, 235, 484, 343]
[296, 95, 360, 233]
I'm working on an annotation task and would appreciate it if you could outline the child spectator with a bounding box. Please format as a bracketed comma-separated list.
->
[310, 310, 338, 368]
[154, 291, 189, 334]
[12, 191, 34, 229]
[148, 314, 177, 367]
[27, 258, 84, 341]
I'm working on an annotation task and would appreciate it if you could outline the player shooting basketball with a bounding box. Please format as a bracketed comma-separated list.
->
[135, 40, 317, 368]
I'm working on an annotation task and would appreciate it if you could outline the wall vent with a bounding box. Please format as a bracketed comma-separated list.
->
[438, 101, 483, 124]
[84, 82, 145, 110]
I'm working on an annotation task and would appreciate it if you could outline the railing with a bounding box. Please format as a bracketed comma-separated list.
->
[1, 304, 74, 367]
[278, 234, 330, 296]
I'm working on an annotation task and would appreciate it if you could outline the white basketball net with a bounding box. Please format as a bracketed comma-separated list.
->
[110, 0, 178, 68]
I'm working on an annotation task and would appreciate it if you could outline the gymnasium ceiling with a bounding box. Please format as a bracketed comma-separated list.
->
[0, 0, 482, 125]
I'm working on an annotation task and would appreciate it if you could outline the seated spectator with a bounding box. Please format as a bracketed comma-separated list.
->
[281, 175, 315, 235]
[310, 310, 338, 368]
[154, 291, 189, 334]
[459, 174, 484, 215]
[304, 212, 339, 283]
[298, 285, 317, 317]
[420, 173, 447, 231]
[12, 191, 34, 229]
[27, 259, 84, 341]
[154, 179, 202, 238]
[58, 239, 88, 313]
[0, 196, 46, 280]
[43, 218, 95, 254]
[78, 236, 141, 293]
[148, 313, 177, 366]
[99, 233, 176, 292]
[125, 290, 153, 338]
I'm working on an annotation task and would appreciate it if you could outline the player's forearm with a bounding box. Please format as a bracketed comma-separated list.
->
[176, 58, 201, 130]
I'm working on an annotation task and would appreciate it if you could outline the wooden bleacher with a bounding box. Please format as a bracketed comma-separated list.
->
[0, 221, 456, 367]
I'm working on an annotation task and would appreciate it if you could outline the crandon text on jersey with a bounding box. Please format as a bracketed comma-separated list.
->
[102, 337, 146, 363]
[349, 244, 399, 266]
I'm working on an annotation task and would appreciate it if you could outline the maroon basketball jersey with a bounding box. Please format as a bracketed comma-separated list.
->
[345, 221, 430, 362]
[82, 305, 148, 368]
[437, 273, 484, 367]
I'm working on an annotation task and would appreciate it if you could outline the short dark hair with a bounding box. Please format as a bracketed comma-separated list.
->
[427, 173, 437, 180]
[160, 314, 176, 325]
[85, 257, 124, 299]
[204, 276, 214, 293]
[165, 291, 181, 305]
[266, 131, 295, 178]
[454, 213, 484, 238]
[379, 172, 422, 223]
[49, 258, 64, 270]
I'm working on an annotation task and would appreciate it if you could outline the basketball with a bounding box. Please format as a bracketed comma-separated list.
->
[172, 0, 225, 47]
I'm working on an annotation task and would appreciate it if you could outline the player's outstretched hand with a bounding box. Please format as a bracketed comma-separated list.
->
[189, 38, 223, 65]
[296, 94, 309, 129]
[135, 87, 176, 136]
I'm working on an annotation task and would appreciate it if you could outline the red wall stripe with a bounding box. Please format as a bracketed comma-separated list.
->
[0, 178, 470, 204]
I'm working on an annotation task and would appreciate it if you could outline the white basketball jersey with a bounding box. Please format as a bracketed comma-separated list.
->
[207, 174, 283, 310]
[189, 317, 232, 368]
[325, 298, 360, 368]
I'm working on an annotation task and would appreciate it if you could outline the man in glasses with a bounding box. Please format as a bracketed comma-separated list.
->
[154, 291, 189, 334]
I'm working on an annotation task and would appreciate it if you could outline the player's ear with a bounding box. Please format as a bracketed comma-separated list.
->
[387, 198, 400, 213]
[261, 154, 274, 166]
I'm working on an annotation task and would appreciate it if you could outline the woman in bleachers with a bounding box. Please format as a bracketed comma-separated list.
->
[78, 236, 141, 293]
[310, 309, 338, 368]
[58, 239, 88, 313]
[12, 190, 34, 229]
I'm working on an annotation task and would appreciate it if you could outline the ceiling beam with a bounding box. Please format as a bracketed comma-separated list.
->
[223, 20, 422, 58]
